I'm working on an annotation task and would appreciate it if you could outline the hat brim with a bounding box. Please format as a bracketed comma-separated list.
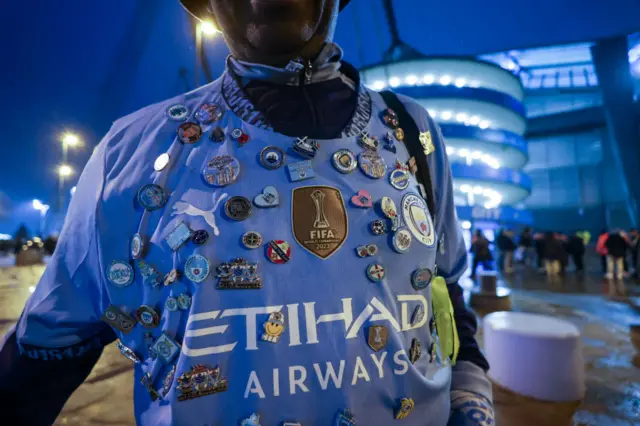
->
[180, 0, 350, 22]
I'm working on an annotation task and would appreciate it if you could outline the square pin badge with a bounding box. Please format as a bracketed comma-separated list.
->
[287, 160, 315, 182]
[150, 332, 181, 364]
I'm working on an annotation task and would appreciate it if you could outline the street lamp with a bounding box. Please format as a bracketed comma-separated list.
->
[32, 199, 50, 236]
[58, 132, 81, 211]
[58, 164, 73, 177]
[195, 20, 219, 88]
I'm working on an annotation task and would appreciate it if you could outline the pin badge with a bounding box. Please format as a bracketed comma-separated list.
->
[202, 155, 240, 187]
[107, 260, 134, 288]
[177, 122, 203, 144]
[242, 231, 263, 249]
[210, 126, 226, 143]
[166, 104, 189, 121]
[408, 157, 418, 175]
[380, 197, 398, 219]
[401, 193, 435, 246]
[357, 131, 379, 150]
[254, 186, 279, 208]
[224, 196, 252, 221]
[237, 132, 250, 146]
[144, 332, 157, 359]
[262, 311, 285, 343]
[177, 293, 192, 310]
[358, 150, 386, 179]
[216, 258, 262, 289]
[162, 364, 176, 397]
[154, 153, 170, 172]
[419, 131, 435, 155]
[351, 189, 372, 208]
[141, 373, 160, 401]
[366, 263, 386, 282]
[177, 364, 229, 401]
[417, 183, 428, 200]
[241, 414, 261, 426]
[267, 240, 291, 264]
[429, 341, 437, 362]
[356, 244, 378, 258]
[191, 229, 209, 245]
[185, 254, 210, 283]
[165, 221, 192, 251]
[395, 398, 415, 419]
[164, 269, 180, 286]
[287, 160, 315, 182]
[411, 268, 433, 290]
[117, 340, 141, 364]
[195, 103, 223, 124]
[332, 149, 358, 174]
[136, 260, 161, 287]
[335, 410, 356, 426]
[292, 136, 319, 159]
[392, 228, 412, 254]
[136, 305, 160, 328]
[165, 296, 178, 312]
[390, 169, 410, 190]
[411, 304, 425, 327]
[395, 159, 409, 172]
[439, 233, 446, 255]
[370, 220, 387, 236]
[260, 146, 285, 170]
[150, 332, 181, 364]
[391, 216, 404, 232]
[230, 128, 243, 139]
[137, 184, 168, 211]
[367, 325, 388, 351]
[382, 108, 399, 129]
[395, 128, 405, 141]
[409, 338, 421, 364]
[102, 305, 137, 333]
[384, 132, 397, 153]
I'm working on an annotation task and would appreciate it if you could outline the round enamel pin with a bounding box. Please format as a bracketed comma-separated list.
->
[370, 219, 387, 235]
[191, 229, 209, 245]
[267, 240, 291, 264]
[242, 231, 263, 249]
[358, 150, 386, 179]
[202, 155, 240, 186]
[332, 149, 358, 174]
[185, 254, 210, 283]
[195, 103, 223, 124]
[165, 296, 178, 312]
[177, 122, 203, 144]
[136, 305, 160, 328]
[230, 128, 243, 139]
[390, 169, 410, 190]
[177, 293, 192, 310]
[401, 193, 435, 246]
[107, 261, 134, 287]
[411, 268, 433, 290]
[130, 233, 147, 259]
[392, 228, 412, 254]
[367, 263, 386, 282]
[166, 104, 189, 121]
[137, 184, 168, 211]
[225, 196, 252, 221]
[154, 153, 170, 171]
[260, 146, 285, 170]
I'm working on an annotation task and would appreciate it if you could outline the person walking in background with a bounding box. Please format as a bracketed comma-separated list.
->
[596, 229, 609, 274]
[518, 227, 535, 267]
[470, 230, 493, 279]
[567, 231, 586, 272]
[605, 229, 628, 281]
[534, 232, 545, 272]
[557, 233, 570, 275]
[629, 228, 639, 278]
[496, 229, 516, 273]
[543, 231, 564, 278]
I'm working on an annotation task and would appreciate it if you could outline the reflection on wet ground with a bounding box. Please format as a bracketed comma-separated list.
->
[0, 262, 639, 425]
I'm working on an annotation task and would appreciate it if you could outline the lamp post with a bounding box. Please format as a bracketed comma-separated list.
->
[194, 21, 219, 88]
[57, 164, 74, 211]
[32, 199, 50, 236]
[58, 133, 81, 211]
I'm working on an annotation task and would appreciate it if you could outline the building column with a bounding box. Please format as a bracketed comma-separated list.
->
[591, 37, 640, 227]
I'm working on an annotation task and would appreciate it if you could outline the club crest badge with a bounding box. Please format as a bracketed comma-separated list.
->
[216, 258, 262, 289]
[292, 186, 348, 259]
[367, 325, 388, 351]
[401, 193, 435, 246]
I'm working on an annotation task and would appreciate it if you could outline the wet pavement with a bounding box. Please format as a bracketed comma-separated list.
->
[1, 261, 639, 425]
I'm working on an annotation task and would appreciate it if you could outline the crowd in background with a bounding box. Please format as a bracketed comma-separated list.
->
[469, 226, 640, 283]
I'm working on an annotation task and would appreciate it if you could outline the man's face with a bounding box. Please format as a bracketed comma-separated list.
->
[210, 0, 339, 61]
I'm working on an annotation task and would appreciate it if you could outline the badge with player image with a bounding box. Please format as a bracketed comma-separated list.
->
[292, 186, 348, 259]
[401, 193, 435, 247]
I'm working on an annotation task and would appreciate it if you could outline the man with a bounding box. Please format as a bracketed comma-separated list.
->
[518, 227, 534, 268]
[0, 1, 493, 425]
[605, 229, 627, 281]
[567, 231, 585, 272]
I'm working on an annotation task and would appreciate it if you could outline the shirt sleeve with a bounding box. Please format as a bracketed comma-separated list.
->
[0, 131, 118, 424]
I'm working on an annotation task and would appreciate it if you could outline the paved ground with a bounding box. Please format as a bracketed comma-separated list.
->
[1, 260, 639, 425]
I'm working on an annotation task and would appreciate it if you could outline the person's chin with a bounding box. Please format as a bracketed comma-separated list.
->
[247, 22, 315, 56]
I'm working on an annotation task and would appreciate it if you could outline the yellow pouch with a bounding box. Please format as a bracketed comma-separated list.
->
[430, 276, 459, 365]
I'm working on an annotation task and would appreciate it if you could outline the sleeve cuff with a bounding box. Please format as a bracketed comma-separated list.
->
[451, 360, 493, 404]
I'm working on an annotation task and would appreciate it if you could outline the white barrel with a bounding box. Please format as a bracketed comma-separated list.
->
[484, 311, 585, 402]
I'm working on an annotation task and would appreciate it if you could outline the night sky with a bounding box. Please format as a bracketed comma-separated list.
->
[1, 0, 639, 235]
